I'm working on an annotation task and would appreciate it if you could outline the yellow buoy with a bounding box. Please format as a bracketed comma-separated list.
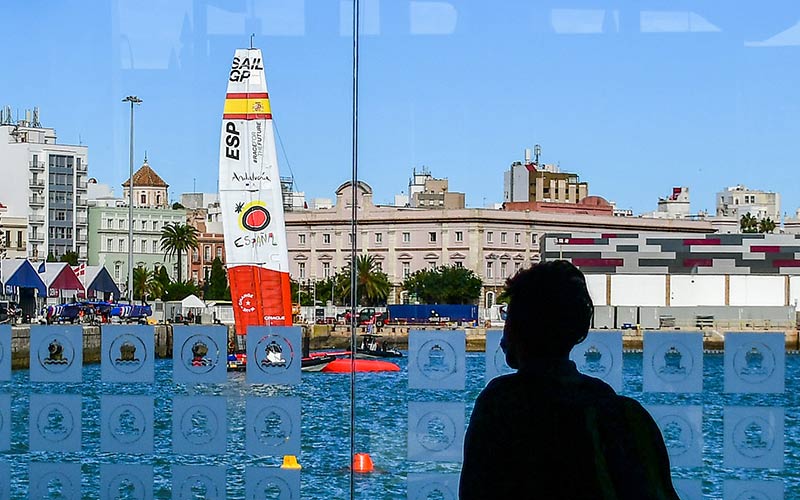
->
[281, 455, 302, 470]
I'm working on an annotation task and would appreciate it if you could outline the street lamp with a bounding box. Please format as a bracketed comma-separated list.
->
[123, 95, 142, 302]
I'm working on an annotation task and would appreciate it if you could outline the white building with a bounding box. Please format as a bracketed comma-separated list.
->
[716, 184, 780, 222]
[0, 203, 27, 259]
[0, 107, 89, 261]
[642, 187, 692, 219]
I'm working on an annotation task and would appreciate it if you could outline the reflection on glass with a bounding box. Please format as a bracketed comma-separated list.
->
[246, 396, 301, 456]
[30, 326, 82, 383]
[724, 406, 784, 469]
[569, 331, 623, 391]
[247, 327, 302, 385]
[407, 473, 459, 500]
[29, 394, 81, 452]
[246, 467, 300, 500]
[172, 396, 227, 455]
[171, 465, 225, 500]
[29, 462, 81, 499]
[647, 405, 703, 468]
[173, 326, 227, 383]
[101, 395, 154, 454]
[723, 479, 784, 500]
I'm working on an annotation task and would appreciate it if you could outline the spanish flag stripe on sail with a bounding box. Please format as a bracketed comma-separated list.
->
[223, 93, 272, 120]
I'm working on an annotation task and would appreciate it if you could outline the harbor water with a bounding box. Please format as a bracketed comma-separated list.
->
[2, 353, 799, 498]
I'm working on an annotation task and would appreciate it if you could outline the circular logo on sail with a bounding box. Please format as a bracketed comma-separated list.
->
[237, 201, 271, 232]
[239, 293, 256, 313]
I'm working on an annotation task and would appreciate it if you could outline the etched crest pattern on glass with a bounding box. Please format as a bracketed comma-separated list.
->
[173, 325, 227, 384]
[246, 466, 300, 500]
[29, 462, 81, 499]
[570, 330, 623, 392]
[407, 473, 459, 500]
[643, 332, 703, 393]
[408, 330, 465, 390]
[408, 402, 464, 462]
[724, 332, 785, 394]
[246, 396, 301, 456]
[171, 465, 226, 500]
[485, 329, 513, 384]
[172, 396, 227, 455]
[647, 405, 703, 467]
[101, 325, 155, 383]
[29, 393, 81, 452]
[724, 406, 784, 469]
[723, 479, 784, 500]
[30, 325, 83, 383]
[246, 326, 301, 385]
[100, 464, 153, 500]
[101, 395, 154, 454]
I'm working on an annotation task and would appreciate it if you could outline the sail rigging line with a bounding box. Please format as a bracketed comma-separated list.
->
[349, 0, 360, 498]
[273, 120, 299, 191]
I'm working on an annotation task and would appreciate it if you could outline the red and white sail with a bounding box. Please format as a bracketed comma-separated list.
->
[219, 48, 292, 334]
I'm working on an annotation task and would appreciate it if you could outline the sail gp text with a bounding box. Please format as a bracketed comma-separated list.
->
[234, 232, 278, 248]
[229, 56, 263, 82]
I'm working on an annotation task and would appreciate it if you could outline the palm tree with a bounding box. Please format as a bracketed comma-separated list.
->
[740, 212, 758, 233]
[133, 266, 164, 303]
[758, 217, 777, 234]
[337, 254, 391, 306]
[160, 222, 199, 282]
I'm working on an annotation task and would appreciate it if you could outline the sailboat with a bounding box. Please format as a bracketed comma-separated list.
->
[218, 47, 293, 337]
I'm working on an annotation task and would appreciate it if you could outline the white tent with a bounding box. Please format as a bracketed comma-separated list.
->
[180, 294, 205, 309]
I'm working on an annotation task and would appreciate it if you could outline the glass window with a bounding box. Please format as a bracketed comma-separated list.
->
[402, 261, 411, 278]
[501, 261, 507, 278]
[455, 231, 463, 242]
[402, 232, 411, 243]
[298, 234, 306, 245]
[501, 232, 507, 243]
[375, 233, 382, 244]
[152, 240, 158, 253]
[487, 231, 494, 244]
[118, 238, 124, 251]
[454, 261, 463, 268]
[323, 262, 331, 278]
[298, 262, 306, 279]
[204, 245, 211, 261]
[486, 261, 494, 279]
[514, 233, 520, 244]
[323, 233, 331, 244]
[429, 232, 437, 243]
[216, 246, 222, 258]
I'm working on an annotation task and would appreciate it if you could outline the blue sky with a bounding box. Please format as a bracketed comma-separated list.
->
[2, 1, 800, 216]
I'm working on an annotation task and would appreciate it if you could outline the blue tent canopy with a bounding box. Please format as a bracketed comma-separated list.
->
[0, 259, 47, 296]
[85, 265, 121, 298]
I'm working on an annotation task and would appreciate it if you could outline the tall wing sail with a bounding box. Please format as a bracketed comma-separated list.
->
[219, 48, 293, 334]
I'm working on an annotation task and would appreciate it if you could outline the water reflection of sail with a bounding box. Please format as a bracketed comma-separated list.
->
[219, 47, 293, 336]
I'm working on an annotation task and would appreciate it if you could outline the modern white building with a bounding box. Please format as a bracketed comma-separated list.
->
[0, 107, 89, 261]
[642, 187, 692, 219]
[0, 203, 28, 259]
[716, 184, 780, 222]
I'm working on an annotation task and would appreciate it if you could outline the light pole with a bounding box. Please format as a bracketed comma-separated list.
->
[123, 95, 142, 302]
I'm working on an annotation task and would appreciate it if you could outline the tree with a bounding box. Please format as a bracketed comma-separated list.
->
[402, 265, 483, 304]
[336, 254, 391, 306]
[156, 265, 171, 290]
[163, 280, 200, 301]
[740, 212, 758, 233]
[159, 222, 199, 282]
[59, 251, 79, 266]
[758, 217, 777, 234]
[132, 266, 164, 303]
[205, 257, 230, 300]
[46, 253, 58, 262]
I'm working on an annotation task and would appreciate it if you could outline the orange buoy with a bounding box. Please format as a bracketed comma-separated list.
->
[352, 453, 374, 473]
[281, 455, 302, 470]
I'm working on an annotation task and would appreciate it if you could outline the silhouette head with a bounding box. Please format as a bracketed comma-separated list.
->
[501, 260, 593, 368]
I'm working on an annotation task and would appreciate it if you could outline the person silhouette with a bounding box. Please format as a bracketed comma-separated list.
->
[460, 261, 678, 500]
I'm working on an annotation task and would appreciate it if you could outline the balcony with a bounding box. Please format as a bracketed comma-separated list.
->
[77, 180, 88, 191]
[29, 197, 44, 207]
[29, 179, 44, 189]
[28, 232, 44, 243]
[76, 162, 87, 172]
[28, 215, 45, 224]
[76, 215, 88, 225]
[29, 161, 44, 171]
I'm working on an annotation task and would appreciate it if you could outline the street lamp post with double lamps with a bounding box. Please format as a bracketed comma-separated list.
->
[122, 96, 142, 302]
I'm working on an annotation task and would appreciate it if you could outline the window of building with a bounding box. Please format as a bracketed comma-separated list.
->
[376, 261, 383, 272]
[375, 233, 383, 244]
[531, 233, 538, 245]
[106, 218, 113, 229]
[216, 247, 223, 258]
[400, 291, 410, 304]
[402, 261, 411, 278]
[323, 233, 331, 244]
[3, 231, 9, 248]
[348, 233, 354, 244]
[501, 261, 507, 278]
[298, 262, 306, 279]
[16, 231, 22, 248]
[119, 239, 125, 251]
[114, 263, 121, 279]
[140, 193, 147, 204]
[514, 233, 521, 244]
[501, 232, 507, 244]
[455, 231, 463, 242]
[192, 248, 199, 262]
[487, 231, 494, 244]
[515, 262, 521, 272]
[298, 234, 306, 245]
[156, 194, 162, 205]
[429, 232, 437, 243]
[141, 240, 147, 253]
[152, 240, 158, 253]
[323, 262, 331, 278]
[141, 220, 147, 229]
[118, 219, 124, 229]
[486, 261, 494, 279]
[402, 232, 411, 243]
[153, 221, 159, 230]
[204, 245, 211, 261]
[486, 291, 495, 308]
[454, 261, 463, 268]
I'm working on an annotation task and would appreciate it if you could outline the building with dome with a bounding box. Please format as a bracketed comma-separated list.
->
[87, 157, 187, 294]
